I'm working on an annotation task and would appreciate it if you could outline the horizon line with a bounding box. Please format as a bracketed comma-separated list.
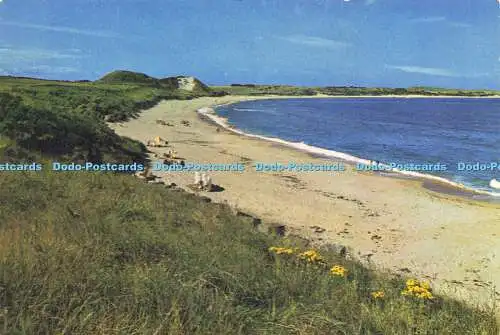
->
[0, 73, 498, 92]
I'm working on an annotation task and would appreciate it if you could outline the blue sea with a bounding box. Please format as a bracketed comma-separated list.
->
[214, 98, 500, 198]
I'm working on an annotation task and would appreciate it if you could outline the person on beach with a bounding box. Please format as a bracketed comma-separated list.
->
[194, 172, 202, 187]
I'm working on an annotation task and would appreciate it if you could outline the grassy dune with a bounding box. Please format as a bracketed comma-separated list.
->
[0, 169, 497, 334]
[0, 71, 498, 334]
[0, 72, 213, 163]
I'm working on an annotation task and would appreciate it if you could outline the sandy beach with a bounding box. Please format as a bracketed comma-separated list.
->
[109, 95, 500, 316]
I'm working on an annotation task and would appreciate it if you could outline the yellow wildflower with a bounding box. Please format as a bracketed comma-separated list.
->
[268, 246, 294, 255]
[420, 281, 431, 290]
[329, 265, 347, 277]
[298, 250, 323, 263]
[401, 278, 434, 300]
[371, 291, 385, 299]
[406, 279, 418, 287]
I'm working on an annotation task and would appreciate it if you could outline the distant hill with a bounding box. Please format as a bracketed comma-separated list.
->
[98, 70, 161, 86]
[98, 71, 211, 94]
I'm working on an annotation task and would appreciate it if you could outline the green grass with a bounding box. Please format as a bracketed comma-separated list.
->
[0, 72, 217, 163]
[0, 169, 497, 334]
[0, 73, 498, 334]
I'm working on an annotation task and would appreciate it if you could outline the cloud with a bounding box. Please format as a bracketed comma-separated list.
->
[0, 47, 85, 62]
[26, 65, 80, 74]
[342, 0, 376, 5]
[409, 16, 471, 28]
[410, 16, 447, 23]
[449, 22, 472, 28]
[386, 65, 458, 77]
[0, 46, 83, 77]
[0, 20, 120, 38]
[0, 65, 80, 76]
[278, 35, 351, 49]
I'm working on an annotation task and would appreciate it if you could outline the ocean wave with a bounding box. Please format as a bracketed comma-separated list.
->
[233, 108, 266, 112]
[197, 106, 500, 198]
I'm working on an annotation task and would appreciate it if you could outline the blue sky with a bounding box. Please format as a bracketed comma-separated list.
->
[0, 0, 499, 89]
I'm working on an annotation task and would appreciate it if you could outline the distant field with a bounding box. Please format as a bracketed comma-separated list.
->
[212, 84, 500, 97]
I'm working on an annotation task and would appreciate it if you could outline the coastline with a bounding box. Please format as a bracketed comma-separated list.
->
[109, 95, 500, 317]
[220, 93, 500, 99]
[198, 104, 500, 201]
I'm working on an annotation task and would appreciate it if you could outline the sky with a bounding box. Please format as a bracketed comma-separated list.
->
[0, 0, 499, 89]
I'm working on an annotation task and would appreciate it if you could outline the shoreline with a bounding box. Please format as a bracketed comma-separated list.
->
[109, 95, 500, 318]
[199, 100, 500, 202]
[222, 93, 500, 99]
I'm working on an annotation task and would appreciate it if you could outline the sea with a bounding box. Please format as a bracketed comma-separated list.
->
[212, 98, 500, 199]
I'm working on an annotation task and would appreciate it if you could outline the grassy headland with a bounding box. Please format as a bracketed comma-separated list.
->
[0, 71, 220, 163]
[0, 71, 498, 334]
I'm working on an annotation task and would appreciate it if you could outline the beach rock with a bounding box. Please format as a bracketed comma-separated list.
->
[310, 225, 326, 233]
[268, 224, 286, 237]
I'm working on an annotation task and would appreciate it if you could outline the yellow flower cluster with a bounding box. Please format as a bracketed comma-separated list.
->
[268, 246, 294, 255]
[329, 265, 347, 277]
[371, 290, 385, 299]
[298, 249, 324, 263]
[401, 279, 434, 300]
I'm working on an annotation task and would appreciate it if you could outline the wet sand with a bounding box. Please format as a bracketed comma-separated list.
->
[109, 95, 500, 317]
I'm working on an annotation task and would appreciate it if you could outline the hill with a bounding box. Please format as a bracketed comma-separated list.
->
[0, 71, 216, 163]
[98, 71, 213, 95]
[98, 70, 162, 86]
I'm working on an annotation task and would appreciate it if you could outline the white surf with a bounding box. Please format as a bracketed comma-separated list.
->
[489, 179, 500, 189]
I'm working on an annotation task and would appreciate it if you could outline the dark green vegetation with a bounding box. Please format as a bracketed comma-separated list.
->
[0, 169, 497, 334]
[0, 71, 498, 334]
[0, 71, 219, 163]
[215, 84, 500, 97]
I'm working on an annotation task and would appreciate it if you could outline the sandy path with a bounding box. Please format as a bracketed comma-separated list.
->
[109, 96, 500, 315]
